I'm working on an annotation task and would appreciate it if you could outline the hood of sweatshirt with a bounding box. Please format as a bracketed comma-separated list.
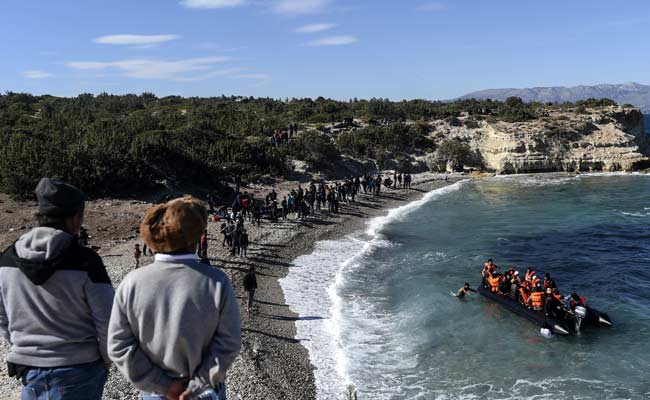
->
[5, 227, 74, 285]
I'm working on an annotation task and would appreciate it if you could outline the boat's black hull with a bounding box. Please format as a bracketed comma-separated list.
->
[477, 285, 612, 335]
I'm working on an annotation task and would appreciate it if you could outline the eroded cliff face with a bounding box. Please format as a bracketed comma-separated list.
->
[429, 106, 649, 173]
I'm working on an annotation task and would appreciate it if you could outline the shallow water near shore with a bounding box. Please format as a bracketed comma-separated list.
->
[281, 174, 650, 399]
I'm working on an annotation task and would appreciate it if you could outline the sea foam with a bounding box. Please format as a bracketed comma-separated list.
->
[279, 181, 467, 399]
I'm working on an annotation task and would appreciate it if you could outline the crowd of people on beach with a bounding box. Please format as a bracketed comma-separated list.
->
[205, 172, 415, 226]
[0, 170, 420, 400]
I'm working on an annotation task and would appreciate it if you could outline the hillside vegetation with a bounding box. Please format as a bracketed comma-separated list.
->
[0, 92, 623, 197]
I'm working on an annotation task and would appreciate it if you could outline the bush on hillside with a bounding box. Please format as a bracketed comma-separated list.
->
[498, 97, 537, 122]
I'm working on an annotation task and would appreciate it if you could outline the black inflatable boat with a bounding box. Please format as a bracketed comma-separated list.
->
[477, 285, 612, 335]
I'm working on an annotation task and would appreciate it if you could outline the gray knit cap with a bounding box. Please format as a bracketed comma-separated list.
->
[34, 178, 86, 217]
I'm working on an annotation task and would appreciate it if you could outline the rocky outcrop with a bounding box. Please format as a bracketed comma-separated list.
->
[428, 106, 650, 174]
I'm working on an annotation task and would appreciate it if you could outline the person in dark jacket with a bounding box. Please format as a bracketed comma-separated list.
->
[543, 273, 557, 290]
[0, 178, 114, 400]
[239, 229, 249, 258]
[544, 288, 564, 319]
[498, 274, 512, 295]
[243, 266, 258, 313]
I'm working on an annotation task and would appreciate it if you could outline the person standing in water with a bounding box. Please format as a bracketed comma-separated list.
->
[456, 283, 477, 298]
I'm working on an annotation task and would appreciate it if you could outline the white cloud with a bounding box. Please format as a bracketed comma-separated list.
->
[181, 0, 246, 9]
[94, 34, 180, 45]
[197, 42, 245, 52]
[417, 2, 446, 11]
[175, 68, 243, 82]
[235, 73, 271, 80]
[23, 70, 53, 79]
[294, 23, 336, 33]
[65, 56, 233, 81]
[198, 42, 222, 49]
[273, 0, 331, 15]
[306, 35, 358, 46]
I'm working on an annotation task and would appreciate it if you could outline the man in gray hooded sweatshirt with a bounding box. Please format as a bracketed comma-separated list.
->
[0, 178, 115, 400]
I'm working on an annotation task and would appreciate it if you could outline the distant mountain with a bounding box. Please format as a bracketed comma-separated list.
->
[459, 82, 650, 112]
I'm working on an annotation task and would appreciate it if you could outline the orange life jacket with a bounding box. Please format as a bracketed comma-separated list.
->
[531, 277, 541, 287]
[488, 275, 501, 293]
[530, 291, 544, 308]
[525, 270, 535, 282]
[519, 287, 529, 304]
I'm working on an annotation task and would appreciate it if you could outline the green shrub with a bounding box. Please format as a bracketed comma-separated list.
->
[498, 97, 537, 122]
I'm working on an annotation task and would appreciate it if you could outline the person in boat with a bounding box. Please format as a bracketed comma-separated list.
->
[543, 273, 557, 290]
[483, 259, 497, 273]
[529, 274, 541, 287]
[527, 285, 545, 311]
[456, 283, 477, 298]
[498, 273, 512, 295]
[509, 271, 520, 296]
[524, 267, 535, 283]
[487, 272, 502, 293]
[568, 293, 586, 311]
[516, 277, 530, 305]
[544, 287, 564, 319]
[482, 259, 498, 286]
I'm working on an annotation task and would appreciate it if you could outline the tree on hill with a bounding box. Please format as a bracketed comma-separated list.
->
[498, 97, 537, 122]
[428, 139, 473, 172]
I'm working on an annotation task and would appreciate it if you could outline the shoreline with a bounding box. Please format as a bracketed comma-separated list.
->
[0, 171, 642, 399]
[223, 174, 462, 400]
[0, 173, 461, 400]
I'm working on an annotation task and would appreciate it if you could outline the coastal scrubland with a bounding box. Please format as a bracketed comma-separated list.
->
[0, 92, 631, 198]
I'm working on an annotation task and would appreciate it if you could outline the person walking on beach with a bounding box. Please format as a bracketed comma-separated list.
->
[281, 196, 288, 220]
[239, 229, 249, 258]
[0, 178, 114, 400]
[252, 202, 261, 226]
[108, 196, 241, 400]
[243, 266, 258, 313]
[135, 243, 142, 268]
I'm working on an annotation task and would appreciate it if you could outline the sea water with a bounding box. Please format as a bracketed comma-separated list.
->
[280, 174, 650, 399]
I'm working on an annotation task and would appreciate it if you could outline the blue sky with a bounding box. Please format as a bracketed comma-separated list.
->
[2, 0, 650, 100]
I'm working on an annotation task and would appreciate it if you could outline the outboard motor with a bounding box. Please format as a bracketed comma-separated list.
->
[574, 305, 587, 333]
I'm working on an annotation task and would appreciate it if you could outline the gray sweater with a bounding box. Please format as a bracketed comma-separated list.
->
[108, 256, 241, 395]
[0, 227, 115, 367]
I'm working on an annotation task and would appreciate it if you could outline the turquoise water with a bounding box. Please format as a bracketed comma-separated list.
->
[283, 174, 650, 399]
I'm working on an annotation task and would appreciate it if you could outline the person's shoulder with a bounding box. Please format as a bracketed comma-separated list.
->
[194, 262, 232, 284]
[117, 262, 157, 288]
[60, 243, 112, 284]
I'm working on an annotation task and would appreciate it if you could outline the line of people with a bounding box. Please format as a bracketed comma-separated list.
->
[211, 171, 416, 228]
[270, 123, 299, 146]
[0, 178, 240, 400]
[220, 214, 249, 257]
